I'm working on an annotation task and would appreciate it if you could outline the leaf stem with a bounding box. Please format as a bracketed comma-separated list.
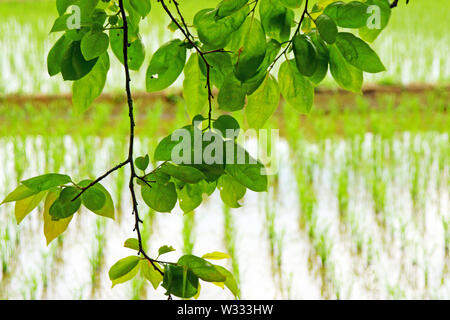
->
[117, 0, 165, 278]
[158, 0, 215, 129]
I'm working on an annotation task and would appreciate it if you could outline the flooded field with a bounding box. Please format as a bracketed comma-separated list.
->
[0, 93, 449, 299]
[0, 0, 449, 300]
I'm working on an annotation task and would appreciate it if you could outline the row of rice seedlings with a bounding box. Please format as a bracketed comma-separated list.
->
[0, 214, 20, 299]
[263, 191, 285, 297]
[89, 218, 107, 297]
[222, 205, 241, 297]
[182, 212, 196, 255]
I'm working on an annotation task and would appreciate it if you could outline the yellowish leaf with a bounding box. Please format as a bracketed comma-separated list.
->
[212, 282, 225, 289]
[43, 189, 73, 245]
[201, 251, 231, 260]
[15, 191, 46, 224]
[193, 283, 201, 300]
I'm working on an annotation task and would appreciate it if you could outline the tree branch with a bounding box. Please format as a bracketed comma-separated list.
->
[72, 159, 129, 201]
[391, 0, 409, 8]
[158, 0, 215, 128]
[117, 0, 164, 278]
[269, 0, 309, 71]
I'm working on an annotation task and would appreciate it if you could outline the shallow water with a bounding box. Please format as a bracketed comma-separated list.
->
[0, 132, 448, 299]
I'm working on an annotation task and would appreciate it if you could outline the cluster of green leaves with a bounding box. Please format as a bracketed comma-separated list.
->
[136, 115, 267, 213]
[1, 173, 114, 244]
[1, 0, 394, 299]
[110, 242, 238, 299]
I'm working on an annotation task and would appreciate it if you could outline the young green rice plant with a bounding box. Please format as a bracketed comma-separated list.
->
[130, 276, 148, 300]
[312, 230, 335, 299]
[410, 147, 423, 214]
[263, 193, 285, 296]
[295, 151, 317, 233]
[336, 165, 350, 225]
[223, 205, 240, 297]
[20, 274, 39, 300]
[182, 212, 196, 255]
[89, 217, 107, 297]
[12, 136, 26, 183]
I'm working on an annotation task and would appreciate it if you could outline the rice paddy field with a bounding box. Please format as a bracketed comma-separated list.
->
[0, 0, 449, 300]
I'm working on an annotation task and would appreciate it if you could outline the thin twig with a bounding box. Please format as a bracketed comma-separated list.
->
[269, 0, 309, 72]
[158, 0, 215, 129]
[72, 159, 129, 201]
[117, 0, 164, 278]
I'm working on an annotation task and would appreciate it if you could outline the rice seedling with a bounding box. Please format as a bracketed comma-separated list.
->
[222, 205, 240, 297]
[89, 217, 107, 297]
[182, 212, 196, 255]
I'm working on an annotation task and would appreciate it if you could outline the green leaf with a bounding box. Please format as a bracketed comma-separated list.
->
[135, 154, 150, 171]
[316, 14, 338, 44]
[322, 1, 345, 20]
[183, 53, 208, 118]
[224, 141, 268, 192]
[154, 126, 194, 162]
[359, 0, 391, 42]
[146, 39, 186, 92]
[246, 74, 280, 129]
[335, 32, 385, 73]
[124, 238, 140, 251]
[214, 265, 240, 298]
[21, 173, 72, 192]
[279, 0, 303, 8]
[15, 191, 46, 224]
[213, 115, 240, 137]
[259, 0, 294, 43]
[228, 18, 267, 82]
[216, 0, 249, 18]
[56, 0, 77, 16]
[158, 245, 176, 257]
[194, 7, 248, 50]
[159, 163, 206, 184]
[178, 255, 226, 282]
[201, 180, 217, 196]
[243, 39, 281, 95]
[129, 0, 151, 18]
[218, 75, 246, 111]
[162, 264, 199, 298]
[293, 34, 318, 77]
[49, 186, 82, 221]
[61, 41, 98, 81]
[178, 183, 203, 214]
[80, 30, 109, 60]
[198, 49, 233, 88]
[1, 184, 39, 204]
[327, 1, 369, 28]
[123, 0, 141, 34]
[329, 44, 363, 93]
[82, 186, 106, 211]
[47, 35, 71, 76]
[43, 189, 73, 245]
[109, 25, 145, 71]
[278, 59, 314, 113]
[50, 14, 72, 33]
[141, 182, 177, 213]
[308, 33, 329, 85]
[77, 180, 115, 219]
[217, 174, 246, 208]
[141, 260, 163, 289]
[108, 256, 141, 287]
[202, 252, 231, 260]
[72, 52, 110, 114]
